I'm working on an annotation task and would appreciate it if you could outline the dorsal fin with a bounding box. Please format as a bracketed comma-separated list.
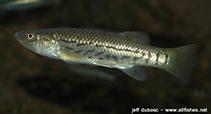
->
[119, 31, 151, 44]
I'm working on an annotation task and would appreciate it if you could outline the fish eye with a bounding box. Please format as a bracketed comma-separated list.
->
[27, 33, 35, 40]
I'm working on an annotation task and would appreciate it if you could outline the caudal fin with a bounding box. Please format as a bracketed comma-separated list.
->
[162, 44, 197, 82]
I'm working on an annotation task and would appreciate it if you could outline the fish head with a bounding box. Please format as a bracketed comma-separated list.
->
[15, 30, 60, 59]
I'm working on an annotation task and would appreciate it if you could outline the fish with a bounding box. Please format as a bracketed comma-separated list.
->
[0, 0, 50, 10]
[15, 28, 197, 82]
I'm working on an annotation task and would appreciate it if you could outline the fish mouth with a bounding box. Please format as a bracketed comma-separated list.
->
[15, 31, 36, 53]
[15, 32, 22, 42]
[15, 32, 19, 38]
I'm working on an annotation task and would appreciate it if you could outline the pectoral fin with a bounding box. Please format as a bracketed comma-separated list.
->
[120, 65, 148, 81]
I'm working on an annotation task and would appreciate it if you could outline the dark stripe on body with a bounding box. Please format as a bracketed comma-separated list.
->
[104, 54, 118, 61]
[65, 47, 74, 50]
[155, 53, 159, 65]
[112, 55, 118, 61]
[76, 43, 87, 46]
[134, 50, 140, 53]
[95, 52, 104, 56]
[60, 37, 140, 54]
[146, 51, 151, 64]
[75, 50, 83, 53]
[164, 54, 169, 65]
[98, 57, 104, 60]
[83, 50, 94, 55]
[133, 57, 141, 62]
[121, 56, 130, 60]
[105, 46, 131, 52]
[95, 44, 104, 47]
[105, 55, 110, 60]
[156, 53, 168, 66]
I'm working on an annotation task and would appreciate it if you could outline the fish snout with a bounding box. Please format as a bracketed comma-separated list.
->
[15, 32, 19, 38]
[15, 32, 21, 41]
[15, 31, 25, 42]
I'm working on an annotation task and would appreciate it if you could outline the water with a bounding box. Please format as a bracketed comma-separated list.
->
[0, 0, 210, 113]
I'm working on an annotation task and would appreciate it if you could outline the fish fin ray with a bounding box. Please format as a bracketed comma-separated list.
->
[120, 65, 148, 81]
[119, 31, 151, 44]
[162, 44, 197, 82]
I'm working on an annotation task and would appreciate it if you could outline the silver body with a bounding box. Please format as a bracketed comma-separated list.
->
[15, 28, 197, 82]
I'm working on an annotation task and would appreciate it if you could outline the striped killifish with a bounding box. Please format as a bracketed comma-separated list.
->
[15, 28, 197, 82]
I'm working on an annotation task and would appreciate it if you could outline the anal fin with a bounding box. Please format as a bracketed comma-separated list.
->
[120, 65, 148, 81]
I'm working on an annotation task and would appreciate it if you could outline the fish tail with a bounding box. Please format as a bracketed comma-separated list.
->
[161, 44, 197, 82]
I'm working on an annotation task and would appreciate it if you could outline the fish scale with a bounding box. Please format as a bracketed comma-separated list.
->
[57, 28, 150, 65]
[15, 28, 197, 82]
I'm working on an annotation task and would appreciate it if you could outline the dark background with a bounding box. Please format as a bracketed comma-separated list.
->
[0, 0, 210, 113]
